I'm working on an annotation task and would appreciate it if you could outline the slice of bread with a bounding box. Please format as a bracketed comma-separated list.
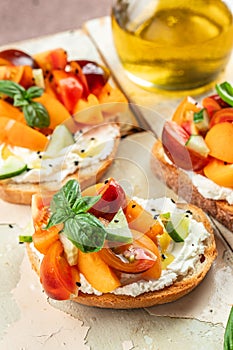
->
[0, 124, 120, 205]
[26, 202, 217, 309]
[151, 141, 233, 232]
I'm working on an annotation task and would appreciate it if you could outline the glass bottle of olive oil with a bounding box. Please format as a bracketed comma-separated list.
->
[112, 0, 233, 90]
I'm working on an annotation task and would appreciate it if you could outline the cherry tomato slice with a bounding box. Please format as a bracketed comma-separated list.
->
[202, 96, 221, 118]
[209, 107, 233, 128]
[99, 236, 157, 274]
[162, 120, 208, 171]
[89, 178, 127, 221]
[40, 240, 79, 300]
[75, 60, 110, 96]
[0, 49, 38, 68]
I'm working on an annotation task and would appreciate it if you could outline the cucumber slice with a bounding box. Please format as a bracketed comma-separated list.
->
[161, 212, 190, 243]
[0, 156, 27, 179]
[106, 208, 133, 244]
[45, 124, 75, 157]
[185, 134, 210, 157]
[193, 109, 210, 133]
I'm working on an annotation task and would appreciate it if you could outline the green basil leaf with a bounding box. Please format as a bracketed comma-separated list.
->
[224, 306, 233, 350]
[46, 210, 71, 229]
[72, 195, 101, 214]
[63, 213, 107, 253]
[25, 86, 44, 99]
[51, 180, 81, 213]
[13, 93, 29, 107]
[22, 101, 50, 128]
[0, 80, 25, 98]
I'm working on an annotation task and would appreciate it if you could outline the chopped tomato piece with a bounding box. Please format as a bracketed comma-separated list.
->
[40, 241, 80, 300]
[51, 70, 84, 113]
[209, 107, 233, 128]
[89, 178, 127, 222]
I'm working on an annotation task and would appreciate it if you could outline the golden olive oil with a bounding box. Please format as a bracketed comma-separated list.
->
[112, 0, 233, 90]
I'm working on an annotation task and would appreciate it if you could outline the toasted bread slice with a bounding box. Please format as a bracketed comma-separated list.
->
[26, 202, 217, 309]
[0, 124, 120, 205]
[151, 141, 233, 232]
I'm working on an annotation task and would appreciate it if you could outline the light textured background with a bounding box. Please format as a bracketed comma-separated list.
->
[0, 0, 112, 45]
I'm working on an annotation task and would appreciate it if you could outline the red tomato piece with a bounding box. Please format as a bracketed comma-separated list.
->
[99, 242, 157, 273]
[40, 241, 80, 300]
[209, 107, 233, 128]
[51, 70, 84, 113]
[89, 178, 127, 221]
[202, 96, 221, 118]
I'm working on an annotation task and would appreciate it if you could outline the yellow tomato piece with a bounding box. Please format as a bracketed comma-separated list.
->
[73, 94, 104, 125]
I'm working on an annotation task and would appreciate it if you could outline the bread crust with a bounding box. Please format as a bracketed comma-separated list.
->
[151, 141, 233, 233]
[0, 124, 120, 205]
[26, 203, 217, 309]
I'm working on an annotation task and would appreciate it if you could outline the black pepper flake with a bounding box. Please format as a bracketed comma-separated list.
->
[186, 210, 193, 215]
[151, 208, 156, 212]
[132, 204, 136, 208]
[38, 155, 42, 159]
[185, 214, 190, 218]
[90, 137, 95, 141]
[153, 214, 159, 219]
[75, 68, 79, 74]
[170, 198, 176, 204]
[80, 149, 85, 153]
[104, 179, 109, 184]
[200, 254, 205, 263]
[161, 254, 166, 260]
[114, 219, 119, 223]
[224, 161, 228, 165]
[37, 151, 41, 154]
[76, 281, 81, 287]
[8, 224, 13, 228]
[74, 160, 79, 166]
[79, 129, 83, 134]
[49, 164, 53, 167]
[26, 168, 32, 172]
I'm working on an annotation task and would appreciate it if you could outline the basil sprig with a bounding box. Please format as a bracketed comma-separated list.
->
[0, 80, 50, 128]
[224, 306, 233, 350]
[46, 180, 108, 253]
[216, 81, 233, 107]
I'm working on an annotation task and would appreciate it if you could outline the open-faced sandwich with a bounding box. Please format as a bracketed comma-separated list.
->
[151, 81, 233, 232]
[0, 48, 127, 204]
[23, 177, 217, 308]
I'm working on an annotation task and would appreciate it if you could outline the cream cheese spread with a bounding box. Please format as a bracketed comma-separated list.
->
[164, 152, 233, 205]
[78, 197, 210, 297]
[0, 124, 119, 184]
[187, 172, 233, 205]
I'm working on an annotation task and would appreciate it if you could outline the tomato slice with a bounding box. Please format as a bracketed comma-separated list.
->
[99, 232, 157, 274]
[51, 70, 84, 113]
[202, 96, 221, 118]
[172, 96, 201, 135]
[31, 194, 52, 228]
[89, 178, 127, 221]
[40, 240, 80, 300]
[209, 107, 233, 128]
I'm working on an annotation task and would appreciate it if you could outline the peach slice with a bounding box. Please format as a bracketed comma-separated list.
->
[205, 122, 233, 163]
[204, 158, 233, 188]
